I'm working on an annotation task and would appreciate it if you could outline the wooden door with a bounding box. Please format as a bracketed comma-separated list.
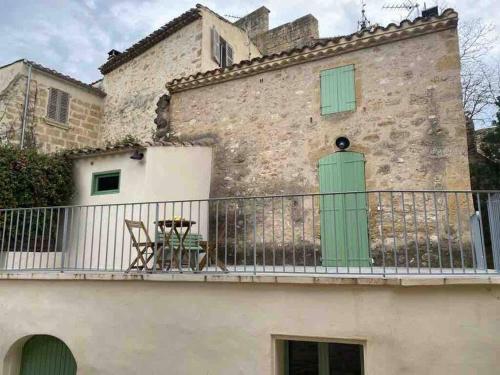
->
[20, 335, 77, 375]
[319, 152, 370, 267]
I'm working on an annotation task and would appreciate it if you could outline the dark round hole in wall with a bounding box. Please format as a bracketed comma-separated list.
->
[335, 136, 350, 151]
[130, 150, 144, 160]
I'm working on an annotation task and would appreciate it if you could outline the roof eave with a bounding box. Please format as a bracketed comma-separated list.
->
[99, 8, 202, 75]
[24, 60, 106, 97]
[166, 9, 459, 93]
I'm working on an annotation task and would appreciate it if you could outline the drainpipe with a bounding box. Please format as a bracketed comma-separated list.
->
[20, 61, 32, 149]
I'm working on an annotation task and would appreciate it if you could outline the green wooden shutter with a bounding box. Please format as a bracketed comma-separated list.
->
[319, 152, 370, 267]
[20, 335, 77, 375]
[320, 65, 356, 115]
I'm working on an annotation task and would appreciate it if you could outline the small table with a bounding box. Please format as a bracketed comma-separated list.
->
[155, 219, 196, 271]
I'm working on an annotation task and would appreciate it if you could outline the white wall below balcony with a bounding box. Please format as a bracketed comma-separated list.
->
[0, 277, 498, 375]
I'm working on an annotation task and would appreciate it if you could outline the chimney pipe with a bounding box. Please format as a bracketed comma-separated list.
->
[107, 49, 121, 59]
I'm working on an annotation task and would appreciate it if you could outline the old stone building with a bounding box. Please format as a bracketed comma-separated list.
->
[97, 4, 321, 143]
[98, 5, 261, 142]
[0, 60, 104, 152]
[1, 6, 499, 375]
[0, 4, 321, 150]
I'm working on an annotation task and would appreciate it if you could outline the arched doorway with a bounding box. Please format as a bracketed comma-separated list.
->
[20, 335, 76, 375]
[318, 151, 370, 267]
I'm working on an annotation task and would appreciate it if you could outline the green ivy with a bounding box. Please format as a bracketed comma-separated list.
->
[0, 144, 73, 208]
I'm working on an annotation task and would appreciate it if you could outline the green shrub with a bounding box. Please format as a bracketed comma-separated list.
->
[0, 144, 73, 208]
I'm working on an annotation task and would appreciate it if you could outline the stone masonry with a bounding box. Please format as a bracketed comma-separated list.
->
[236, 9, 319, 55]
[100, 20, 204, 143]
[0, 64, 103, 152]
[252, 14, 319, 55]
[168, 23, 469, 198]
[165, 11, 471, 267]
[100, 7, 261, 144]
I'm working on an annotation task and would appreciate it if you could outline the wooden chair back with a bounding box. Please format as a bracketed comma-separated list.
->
[125, 220, 153, 246]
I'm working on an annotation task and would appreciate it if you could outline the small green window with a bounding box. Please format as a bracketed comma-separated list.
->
[91, 170, 120, 195]
[320, 64, 356, 115]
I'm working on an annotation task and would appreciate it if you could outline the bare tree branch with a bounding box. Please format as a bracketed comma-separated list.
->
[459, 19, 499, 122]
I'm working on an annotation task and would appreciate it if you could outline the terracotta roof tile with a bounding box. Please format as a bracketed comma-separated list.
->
[99, 7, 202, 74]
[66, 139, 214, 158]
[21, 60, 106, 97]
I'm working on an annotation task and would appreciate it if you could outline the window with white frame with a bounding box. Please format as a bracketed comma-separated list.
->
[47, 88, 70, 124]
[211, 27, 234, 68]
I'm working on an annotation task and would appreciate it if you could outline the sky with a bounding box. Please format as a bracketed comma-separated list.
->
[1, 0, 498, 84]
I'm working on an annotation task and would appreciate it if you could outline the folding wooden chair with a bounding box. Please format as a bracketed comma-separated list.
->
[198, 242, 228, 272]
[198, 221, 229, 272]
[125, 220, 165, 272]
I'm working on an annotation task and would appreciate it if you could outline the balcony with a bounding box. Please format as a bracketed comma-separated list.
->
[0, 190, 499, 276]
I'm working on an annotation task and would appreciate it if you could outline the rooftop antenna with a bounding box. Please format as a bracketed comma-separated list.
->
[358, 0, 371, 31]
[225, 14, 252, 60]
[382, 1, 420, 20]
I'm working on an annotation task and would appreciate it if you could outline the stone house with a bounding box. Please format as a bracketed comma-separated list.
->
[97, 4, 319, 143]
[166, 9, 469, 197]
[0, 4, 319, 150]
[0, 60, 104, 153]
[162, 9, 475, 269]
[0, 5, 499, 375]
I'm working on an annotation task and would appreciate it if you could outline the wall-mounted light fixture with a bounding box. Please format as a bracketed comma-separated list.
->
[130, 150, 144, 160]
[335, 136, 350, 151]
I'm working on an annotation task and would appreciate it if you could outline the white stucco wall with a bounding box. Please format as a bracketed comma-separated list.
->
[72, 146, 212, 205]
[0, 278, 499, 375]
[65, 146, 213, 270]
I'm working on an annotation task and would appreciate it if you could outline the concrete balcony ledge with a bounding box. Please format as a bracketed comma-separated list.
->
[0, 271, 499, 287]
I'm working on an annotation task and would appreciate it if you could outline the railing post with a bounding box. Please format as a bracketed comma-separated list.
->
[61, 207, 69, 272]
[154, 203, 159, 273]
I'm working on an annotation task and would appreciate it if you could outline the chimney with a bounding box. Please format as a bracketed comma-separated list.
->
[107, 49, 121, 60]
[234, 6, 270, 39]
[422, 6, 439, 18]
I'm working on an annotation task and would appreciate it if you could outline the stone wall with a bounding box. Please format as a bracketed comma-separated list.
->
[171, 30, 469, 196]
[167, 23, 471, 267]
[234, 6, 270, 40]
[0, 70, 25, 144]
[100, 20, 204, 144]
[252, 14, 319, 55]
[0, 62, 103, 152]
[100, 11, 262, 145]
[169, 27, 469, 198]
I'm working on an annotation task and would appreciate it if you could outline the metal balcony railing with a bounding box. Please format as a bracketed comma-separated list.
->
[0, 191, 499, 275]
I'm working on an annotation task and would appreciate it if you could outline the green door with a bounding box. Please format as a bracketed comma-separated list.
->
[319, 152, 370, 267]
[20, 335, 77, 375]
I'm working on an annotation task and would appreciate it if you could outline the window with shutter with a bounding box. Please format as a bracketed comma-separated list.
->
[58, 91, 69, 124]
[211, 27, 234, 68]
[46, 88, 70, 124]
[320, 65, 356, 115]
[47, 88, 58, 121]
[226, 43, 234, 67]
[211, 27, 220, 65]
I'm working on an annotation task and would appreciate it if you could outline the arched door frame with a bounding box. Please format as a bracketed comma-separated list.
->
[3, 334, 77, 375]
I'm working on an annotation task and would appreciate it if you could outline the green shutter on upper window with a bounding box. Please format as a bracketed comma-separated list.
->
[320, 65, 355, 115]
